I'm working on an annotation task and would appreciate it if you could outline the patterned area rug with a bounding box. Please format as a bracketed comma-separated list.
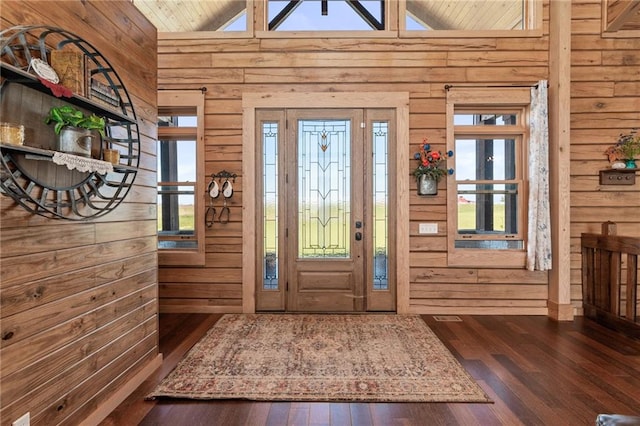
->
[148, 314, 491, 402]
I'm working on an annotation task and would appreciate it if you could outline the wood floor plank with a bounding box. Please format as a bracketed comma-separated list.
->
[349, 403, 373, 425]
[244, 402, 271, 426]
[266, 402, 291, 426]
[329, 404, 352, 425]
[287, 403, 309, 426]
[309, 402, 331, 426]
[101, 314, 640, 426]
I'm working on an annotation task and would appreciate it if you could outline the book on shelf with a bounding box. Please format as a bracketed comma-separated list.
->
[50, 50, 85, 96]
[89, 74, 121, 109]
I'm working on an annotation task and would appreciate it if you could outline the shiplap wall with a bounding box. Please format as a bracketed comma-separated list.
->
[0, 2, 158, 425]
[569, 0, 640, 312]
[156, 2, 560, 315]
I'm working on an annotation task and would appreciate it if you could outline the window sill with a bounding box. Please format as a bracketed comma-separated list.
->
[255, 30, 398, 39]
[399, 28, 543, 39]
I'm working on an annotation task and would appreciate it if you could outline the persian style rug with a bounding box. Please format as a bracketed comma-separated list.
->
[148, 314, 491, 403]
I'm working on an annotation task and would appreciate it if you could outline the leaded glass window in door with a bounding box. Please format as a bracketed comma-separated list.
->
[298, 119, 351, 258]
[372, 121, 388, 290]
[262, 122, 279, 290]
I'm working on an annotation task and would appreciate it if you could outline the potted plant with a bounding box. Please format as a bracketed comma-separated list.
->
[412, 139, 452, 195]
[45, 105, 106, 158]
[604, 128, 640, 169]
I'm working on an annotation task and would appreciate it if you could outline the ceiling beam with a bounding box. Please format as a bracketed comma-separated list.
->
[269, 0, 302, 30]
[346, 0, 385, 30]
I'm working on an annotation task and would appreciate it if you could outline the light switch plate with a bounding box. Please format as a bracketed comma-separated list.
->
[419, 223, 438, 234]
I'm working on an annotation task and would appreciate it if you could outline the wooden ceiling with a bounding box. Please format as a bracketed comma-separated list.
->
[132, 1, 246, 32]
[132, 0, 640, 33]
[132, 0, 525, 32]
[407, 0, 523, 30]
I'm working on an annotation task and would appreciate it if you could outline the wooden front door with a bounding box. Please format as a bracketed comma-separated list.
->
[255, 108, 396, 313]
[287, 109, 364, 312]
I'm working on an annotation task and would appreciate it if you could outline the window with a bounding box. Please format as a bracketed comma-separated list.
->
[446, 87, 530, 267]
[401, 0, 541, 33]
[268, 0, 385, 31]
[133, 0, 251, 33]
[157, 91, 205, 266]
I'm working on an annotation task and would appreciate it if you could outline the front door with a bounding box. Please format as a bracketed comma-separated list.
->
[288, 109, 364, 311]
[255, 108, 395, 312]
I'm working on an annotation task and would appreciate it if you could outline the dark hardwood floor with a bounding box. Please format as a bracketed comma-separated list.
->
[101, 314, 640, 426]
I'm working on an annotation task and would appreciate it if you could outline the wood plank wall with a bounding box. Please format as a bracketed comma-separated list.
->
[570, 0, 640, 313]
[0, 2, 158, 425]
[156, 2, 562, 315]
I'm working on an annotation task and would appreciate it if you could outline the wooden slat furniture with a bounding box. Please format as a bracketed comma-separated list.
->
[582, 222, 640, 338]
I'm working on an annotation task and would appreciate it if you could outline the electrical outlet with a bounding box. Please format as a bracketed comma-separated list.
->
[12, 412, 30, 426]
[418, 223, 438, 234]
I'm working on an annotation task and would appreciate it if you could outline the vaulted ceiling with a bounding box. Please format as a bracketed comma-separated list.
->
[132, 0, 640, 33]
[132, 0, 524, 32]
[132, 1, 246, 32]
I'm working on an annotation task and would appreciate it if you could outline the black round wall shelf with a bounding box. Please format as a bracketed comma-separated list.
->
[0, 25, 140, 220]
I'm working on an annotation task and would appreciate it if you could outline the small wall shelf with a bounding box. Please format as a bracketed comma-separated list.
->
[0, 63, 135, 124]
[599, 168, 638, 185]
[0, 25, 140, 220]
[0, 143, 136, 173]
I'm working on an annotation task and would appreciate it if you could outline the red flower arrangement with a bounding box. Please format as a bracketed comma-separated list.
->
[412, 138, 452, 182]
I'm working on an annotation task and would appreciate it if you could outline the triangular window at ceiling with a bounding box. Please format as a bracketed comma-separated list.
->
[223, 12, 247, 31]
[268, 0, 385, 31]
[405, 0, 526, 31]
[132, 1, 248, 32]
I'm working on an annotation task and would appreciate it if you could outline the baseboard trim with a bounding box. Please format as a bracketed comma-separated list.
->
[159, 306, 241, 314]
[547, 300, 574, 321]
[81, 353, 163, 426]
[408, 306, 548, 315]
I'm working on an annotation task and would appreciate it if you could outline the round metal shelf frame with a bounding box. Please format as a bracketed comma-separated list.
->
[0, 25, 140, 220]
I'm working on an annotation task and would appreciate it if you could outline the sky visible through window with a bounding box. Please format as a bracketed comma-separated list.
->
[159, 116, 197, 206]
[223, 1, 426, 31]
[269, 1, 382, 30]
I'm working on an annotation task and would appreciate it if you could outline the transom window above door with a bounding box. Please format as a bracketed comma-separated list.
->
[268, 0, 385, 31]
[133, 1, 542, 35]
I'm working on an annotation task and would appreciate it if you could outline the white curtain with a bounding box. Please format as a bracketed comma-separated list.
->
[526, 80, 552, 271]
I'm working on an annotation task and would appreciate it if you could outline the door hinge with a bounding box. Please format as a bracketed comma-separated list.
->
[286, 281, 289, 291]
[286, 228, 288, 238]
[286, 173, 288, 183]
[360, 122, 366, 128]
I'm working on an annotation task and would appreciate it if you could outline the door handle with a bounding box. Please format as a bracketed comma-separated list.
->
[355, 232, 362, 241]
